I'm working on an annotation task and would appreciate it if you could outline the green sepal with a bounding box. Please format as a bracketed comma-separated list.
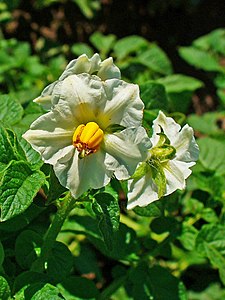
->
[150, 145, 176, 162]
[131, 162, 150, 181]
[105, 124, 126, 134]
[148, 159, 167, 198]
[156, 130, 171, 146]
[150, 129, 176, 162]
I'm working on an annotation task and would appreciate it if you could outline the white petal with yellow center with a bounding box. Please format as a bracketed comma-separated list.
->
[23, 72, 148, 198]
[127, 110, 199, 209]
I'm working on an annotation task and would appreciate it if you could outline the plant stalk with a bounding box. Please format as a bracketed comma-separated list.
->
[31, 193, 76, 273]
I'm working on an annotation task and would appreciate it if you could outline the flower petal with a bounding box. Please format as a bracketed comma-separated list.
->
[54, 148, 112, 198]
[35, 54, 121, 110]
[104, 127, 150, 180]
[97, 57, 121, 80]
[55, 74, 106, 125]
[164, 160, 195, 195]
[127, 173, 159, 209]
[172, 124, 199, 162]
[151, 111, 181, 146]
[59, 54, 95, 81]
[102, 79, 144, 127]
[55, 74, 145, 130]
[22, 107, 75, 164]
[34, 81, 60, 110]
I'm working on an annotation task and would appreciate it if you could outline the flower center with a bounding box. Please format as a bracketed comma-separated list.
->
[73, 122, 104, 158]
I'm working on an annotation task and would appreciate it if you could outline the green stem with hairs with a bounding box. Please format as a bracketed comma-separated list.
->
[32, 193, 76, 273]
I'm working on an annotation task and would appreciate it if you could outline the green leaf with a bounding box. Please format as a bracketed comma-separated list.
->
[90, 32, 116, 58]
[92, 192, 120, 251]
[151, 217, 181, 236]
[0, 276, 11, 300]
[0, 241, 4, 266]
[31, 283, 64, 300]
[179, 46, 224, 72]
[196, 224, 225, 284]
[113, 35, 149, 60]
[139, 81, 168, 110]
[0, 94, 23, 126]
[193, 28, 225, 55]
[178, 224, 198, 251]
[18, 137, 43, 168]
[46, 241, 73, 283]
[0, 124, 41, 174]
[201, 208, 219, 223]
[205, 243, 225, 285]
[0, 202, 45, 233]
[167, 91, 193, 113]
[157, 74, 203, 93]
[64, 215, 140, 261]
[187, 111, 225, 136]
[13, 271, 49, 295]
[58, 276, 99, 299]
[147, 266, 186, 300]
[187, 283, 225, 300]
[73, 0, 100, 19]
[0, 161, 46, 221]
[71, 42, 94, 57]
[138, 44, 173, 75]
[198, 137, 225, 175]
[127, 264, 184, 300]
[0, 125, 19, 173]
[15, 230, 42, 269]
[133, 201, 163, 217]
[47, 167, 67, 203]
[196, 224, 225, 257]
[187, 173, 225, 201]
[73, 243, 102, 282]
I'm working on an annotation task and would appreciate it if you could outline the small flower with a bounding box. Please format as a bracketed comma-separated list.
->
[34, 53, 121, 110]
[127, 111, 199, 209]
[23, 73, 150, 198]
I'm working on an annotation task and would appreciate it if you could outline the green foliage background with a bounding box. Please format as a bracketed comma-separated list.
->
[0, 0, 225, 299]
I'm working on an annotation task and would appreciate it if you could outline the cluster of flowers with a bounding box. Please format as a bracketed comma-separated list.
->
[23, 54, 199, 209]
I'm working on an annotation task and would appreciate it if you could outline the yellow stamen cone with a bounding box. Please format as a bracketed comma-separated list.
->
[80, 122, 100, 143]
[88, 128, 104, 148]
[73, 122, 104, 158]
[73, 124, 85, 144]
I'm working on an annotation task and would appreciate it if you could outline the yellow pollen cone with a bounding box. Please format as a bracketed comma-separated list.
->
[88, 128, 104, 148]
[80, 122, 100, 144]
[73, 124, 85, 143]
[73, 122, 104, 157]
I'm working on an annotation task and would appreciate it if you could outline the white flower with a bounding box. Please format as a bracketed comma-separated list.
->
[127, 111, 199, 210]
[34, 54, 121, 110]
[23, 73, 150, 199]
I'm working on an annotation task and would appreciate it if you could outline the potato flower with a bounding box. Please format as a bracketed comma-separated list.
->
[127, 111, 199, 209]
[23, 73, 150, 198]
[34, 53, 121, 110]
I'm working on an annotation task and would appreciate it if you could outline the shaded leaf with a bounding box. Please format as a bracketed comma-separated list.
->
[92, 192, 120, 251]
[59, 276, 99, 299]
[15, 230, 42, 269]
[140, 81, 168, 110]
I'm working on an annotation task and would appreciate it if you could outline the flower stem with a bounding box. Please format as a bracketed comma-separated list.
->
[32, 193, 76, 273]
